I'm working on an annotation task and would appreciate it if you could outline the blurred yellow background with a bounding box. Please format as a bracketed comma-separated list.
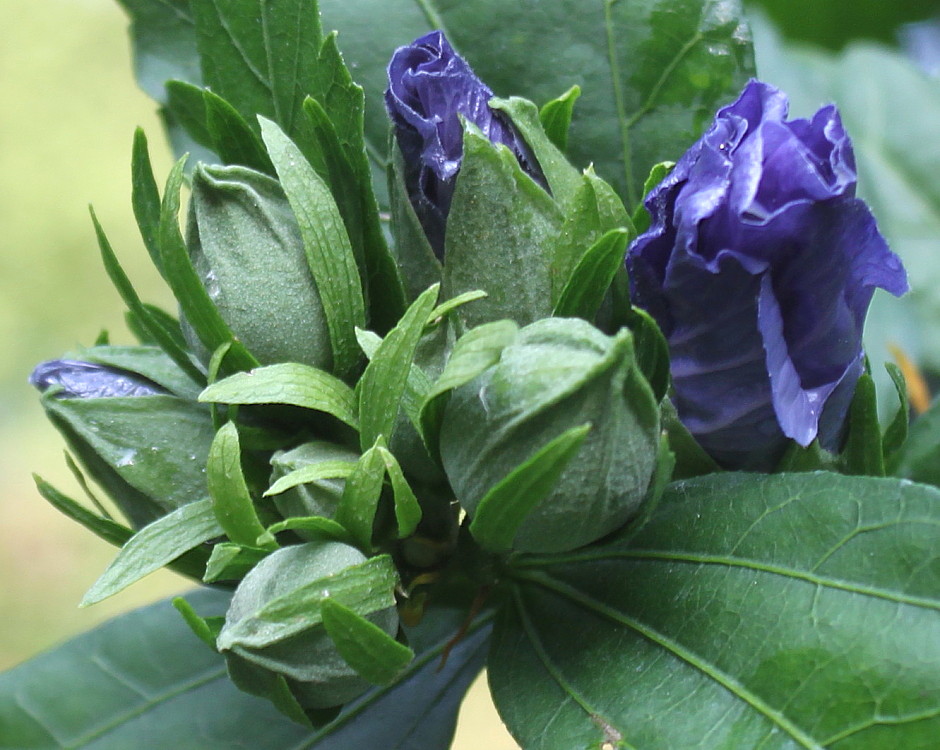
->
[0, 1, 515, 746]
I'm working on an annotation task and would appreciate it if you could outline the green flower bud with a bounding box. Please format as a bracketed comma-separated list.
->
[219, 542, 398, 709]
[269, 441, 358, 535]
[186, 163, 332, 369]
[440, 318, 660, 553]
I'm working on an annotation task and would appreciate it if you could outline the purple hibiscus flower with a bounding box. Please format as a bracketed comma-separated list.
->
[628, 80, 908, 469]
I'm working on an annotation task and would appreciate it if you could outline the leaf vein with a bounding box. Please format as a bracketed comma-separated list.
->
[603, 0, 633, 205]
[210, 0, 271, 93]
[519, 570, 823, 749]
[533, 549, 940, 612]
[65, 666, 228, 748]
[513, 586, 626, 746]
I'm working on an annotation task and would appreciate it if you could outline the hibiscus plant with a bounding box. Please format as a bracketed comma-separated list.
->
[4, 1, 940, 748]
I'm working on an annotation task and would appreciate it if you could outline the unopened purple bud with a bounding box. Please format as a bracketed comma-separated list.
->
[29, 360, 165, 399]
[385, 30, 544, 256]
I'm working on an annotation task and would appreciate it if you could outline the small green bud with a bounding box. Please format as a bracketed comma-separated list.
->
[269, 441, 359, 534]
[186, 163, 332, 369]
[219, 542, 398, 709]
[440, 318, 660, 553]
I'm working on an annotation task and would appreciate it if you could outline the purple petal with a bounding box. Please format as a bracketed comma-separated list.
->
[29, 360, 165, 399]
[627, 79, 909, 469]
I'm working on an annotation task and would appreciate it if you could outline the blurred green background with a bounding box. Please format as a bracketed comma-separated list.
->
[0, 0, 513, 745]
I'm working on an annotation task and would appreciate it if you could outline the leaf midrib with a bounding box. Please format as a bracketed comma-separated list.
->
[516, 569, 824, 750]
[64, 664, 227, 748]
[287, 610, 495, 749]
[516, 547, 940, 612]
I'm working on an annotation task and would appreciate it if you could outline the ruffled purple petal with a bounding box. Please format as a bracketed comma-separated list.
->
[627, 79, 909, 469]
[29, 360, 165, 399]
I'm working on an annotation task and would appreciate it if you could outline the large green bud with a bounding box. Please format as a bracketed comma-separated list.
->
[440, 318, 660, 553]
[186, 163, 332, 369]
[218, 542, 399, 710]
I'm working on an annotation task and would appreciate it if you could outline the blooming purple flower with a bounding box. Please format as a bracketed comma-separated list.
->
[29, 360, 165, 399]
[385, 30, 544, 255]
[627, 80, 908, 470]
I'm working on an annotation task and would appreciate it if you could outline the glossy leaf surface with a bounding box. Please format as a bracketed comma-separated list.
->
[492, 472, 940, 749]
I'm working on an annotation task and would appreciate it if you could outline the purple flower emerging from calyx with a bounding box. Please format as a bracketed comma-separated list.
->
[385, 30, 544, 256]
[627, 80, 908, 470]
[30, 360, 165, 399]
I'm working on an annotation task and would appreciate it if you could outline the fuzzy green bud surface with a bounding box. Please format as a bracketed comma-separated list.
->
[440, 317, 660, 553]
[186, 163, 332, 369]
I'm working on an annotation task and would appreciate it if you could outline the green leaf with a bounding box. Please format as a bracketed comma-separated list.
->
[490, 96, 582, 208]
[318, 0, 753, 205]
[218, 554, 398, 650]
[626, 305, 671, 404]
[443, 127, 562, 328]
[775, 439, 839, 474]
[164, 79, 214, 150]
[419, 319, 520, 459]
[553, 228, 631, 321]
[0, 587, 492, 749]
[661, 399, 720, 480]
[0, 589, 318, 749]
[199, 363, 359, 430]
[189, 0, 321, 138]
[388, 137, 443, 301]
[203, 542, 269, 583]
[300, 96, 407, 335]
[33, 475, 132, 549]
[41, 393, 216, 519]
[751, 0, 937, 50]
[891, 398, 940, 487]
[172, 595, 224, 648]
[203, 88, 275, 173]
[263, 516, 352, 544]
[495, 472, 940, 749]
[114, 0, 201, 104]
[130, 127, 165, 276]
[376, 446, 422, 538]
[322, 599, 414, 686]
[260, 117, 366, 380]
[631, 160, 675, 234]
[358, 284, 440, 451]
[883, 362, 910, 468]
[550, 167, 632, 304]
[264, 460, 356, 498]
[427, 289, 489, 327]
[335, 443, 387, 550]
[82, 499, 222, 606]
[470, 424, 592, 553]
[840, 373, 886, 477]
[91, 206, 206, 386]
[539, 85, 581, 153]
[207, 422, 274, 550]
[158, 156, 259, 372]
